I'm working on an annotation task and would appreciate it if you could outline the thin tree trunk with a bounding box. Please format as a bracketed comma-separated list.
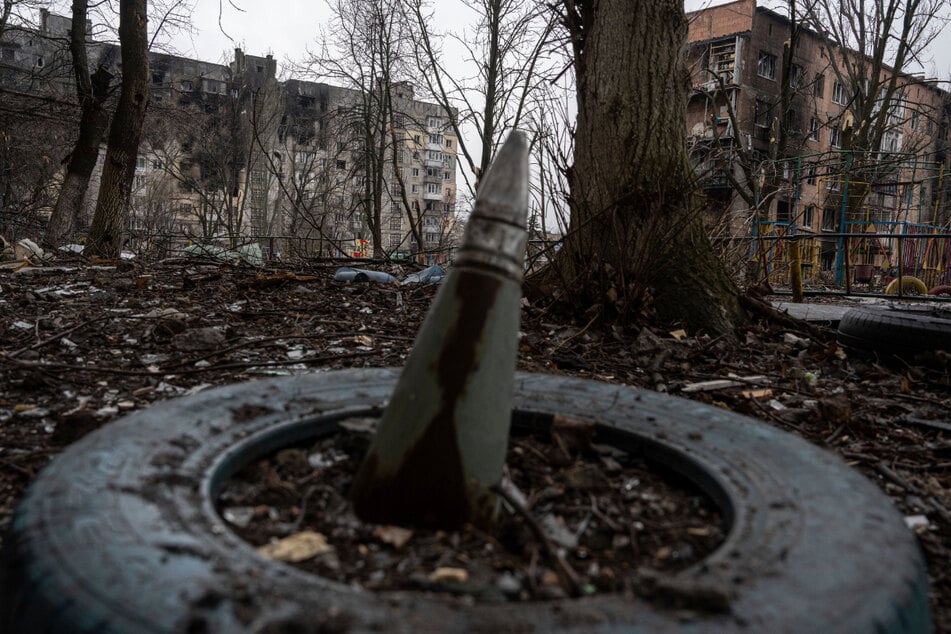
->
[44, 1, 114, 248]
[85, 0, 149, 258]
[551, 0, 745, 334]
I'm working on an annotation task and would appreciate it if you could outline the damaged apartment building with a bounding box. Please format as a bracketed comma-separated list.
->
[686, 0, 951, 276]
[0, 11, 458, 263]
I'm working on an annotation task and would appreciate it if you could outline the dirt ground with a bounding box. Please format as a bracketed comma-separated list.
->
[1, 257, 949, 629]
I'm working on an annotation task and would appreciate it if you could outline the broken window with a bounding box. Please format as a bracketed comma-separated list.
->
[757, 51, 776, 80]
[709, 40, 736, 81]
[802, 205, 815, 228]
[832, 81, 846, 105]
[822, 207, 837, 231]
[814, 74, 825, 98]
[789, 64, 803, 88]
[775, 199, 790, 223]
[754, 99, 771, 141]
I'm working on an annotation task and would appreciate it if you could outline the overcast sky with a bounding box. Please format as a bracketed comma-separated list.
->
[168, 0, 951, 83]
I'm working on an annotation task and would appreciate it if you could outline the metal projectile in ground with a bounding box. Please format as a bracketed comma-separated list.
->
[350, 132, 529, 529]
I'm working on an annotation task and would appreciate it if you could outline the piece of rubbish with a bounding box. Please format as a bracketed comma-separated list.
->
[14, 238, 46, 261]
[783, 333, 810, 347]
[904, 515, 929, 531]
[681, 375, 767, 393]
[669, 329, 687, 341]
[257, 531, 333, 562]
[740, 388, 773, 400]
[222, 506, 256, 528]
[539, 514, 579, 549]
[183, 242, 263, 266]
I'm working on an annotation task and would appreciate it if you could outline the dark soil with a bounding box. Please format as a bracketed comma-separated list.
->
[1, 258, 949, 629]
[217, 422, 723, 602]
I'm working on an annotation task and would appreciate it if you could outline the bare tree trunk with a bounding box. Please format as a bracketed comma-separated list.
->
[44, 1, 115, 248]
[85, 0, 149, 258]
[550, 0, 744, 334]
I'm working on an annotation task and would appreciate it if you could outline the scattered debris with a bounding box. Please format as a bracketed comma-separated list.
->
[0, 262, 948, 628]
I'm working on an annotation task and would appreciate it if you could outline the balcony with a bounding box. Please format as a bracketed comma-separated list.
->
[423, 190, 442, 201]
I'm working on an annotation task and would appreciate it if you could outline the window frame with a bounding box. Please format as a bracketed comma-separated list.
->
[757, 51, 777, 80]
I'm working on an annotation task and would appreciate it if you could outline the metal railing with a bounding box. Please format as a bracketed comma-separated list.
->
[715, 230, 951, 299]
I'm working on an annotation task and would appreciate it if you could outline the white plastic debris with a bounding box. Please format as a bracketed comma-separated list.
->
[904, 515, 929, 531]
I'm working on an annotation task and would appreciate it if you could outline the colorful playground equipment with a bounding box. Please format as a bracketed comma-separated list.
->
[745, 150, 951, 294]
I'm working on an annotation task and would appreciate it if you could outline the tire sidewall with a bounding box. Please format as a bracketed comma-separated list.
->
[1, 369, 931, 633]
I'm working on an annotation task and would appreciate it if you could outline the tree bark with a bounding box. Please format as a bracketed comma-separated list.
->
[85, 0, 149, 258]
[44, 1, 114, 248]
[551, 0, 745, 334]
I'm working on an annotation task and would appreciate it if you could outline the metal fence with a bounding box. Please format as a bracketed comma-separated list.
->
[719, 228, 951, 298]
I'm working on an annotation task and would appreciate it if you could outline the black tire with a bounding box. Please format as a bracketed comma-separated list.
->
[837, 303, 951, 357]
[0, 370, 931, 633]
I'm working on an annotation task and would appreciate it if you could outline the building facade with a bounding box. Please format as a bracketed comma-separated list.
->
[0, 12, 459, 263]
[686, 0, 950, 281]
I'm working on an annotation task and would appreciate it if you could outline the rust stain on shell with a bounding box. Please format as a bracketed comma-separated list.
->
[351, 272, 501, 529]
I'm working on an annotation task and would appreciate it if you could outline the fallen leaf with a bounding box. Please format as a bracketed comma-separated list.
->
[257, 531, 333, 562]
[900, 374, 911, 393]
[373, 525, 414, 549]
[540, 570, 560, 586]
[550, 414, 595, 463]
[429, 567, 468, 583]
[669, 329, 687, 341]
[817, 394, 851, 425]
